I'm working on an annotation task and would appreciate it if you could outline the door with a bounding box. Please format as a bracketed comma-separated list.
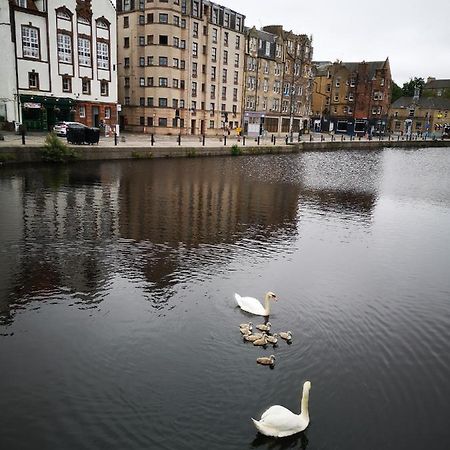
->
[191, 119, 196, 135]
[92, 106, 100, 127]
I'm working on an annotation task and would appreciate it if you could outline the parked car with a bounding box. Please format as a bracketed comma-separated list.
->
[53, 121, 85, 137]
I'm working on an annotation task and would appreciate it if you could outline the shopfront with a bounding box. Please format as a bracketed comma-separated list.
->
[20, 95, 76, 131]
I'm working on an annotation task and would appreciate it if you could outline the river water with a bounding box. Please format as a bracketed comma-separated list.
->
[1, 148, 450, 450]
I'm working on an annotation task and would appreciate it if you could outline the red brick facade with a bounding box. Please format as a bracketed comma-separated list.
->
[74, 102, 117, 129]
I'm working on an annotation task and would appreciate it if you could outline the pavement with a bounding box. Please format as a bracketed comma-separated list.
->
[0, 130, 440, 148]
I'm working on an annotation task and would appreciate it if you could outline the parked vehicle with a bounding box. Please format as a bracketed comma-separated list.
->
[53, 121, 85, 137]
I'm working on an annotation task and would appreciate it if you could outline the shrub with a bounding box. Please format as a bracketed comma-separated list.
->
[231, 144, 241, 156]
[131, 151, 153, 159]
[0, 153, 16, 162]
[40, 132, 78, 163]
[186, 149, 197, 157]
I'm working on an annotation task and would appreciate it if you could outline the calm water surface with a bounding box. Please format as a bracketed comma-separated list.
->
[1, 148, 450, 450]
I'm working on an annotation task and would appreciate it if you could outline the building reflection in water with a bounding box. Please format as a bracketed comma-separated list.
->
[0, 153, 379, 324]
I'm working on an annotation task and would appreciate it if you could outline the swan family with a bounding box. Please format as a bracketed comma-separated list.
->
[234, 291, 312, 438]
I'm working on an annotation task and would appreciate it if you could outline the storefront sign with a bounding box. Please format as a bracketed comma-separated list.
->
[23, 103, 41, 109]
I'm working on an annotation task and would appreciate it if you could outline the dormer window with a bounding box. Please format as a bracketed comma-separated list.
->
[17, 0, 27, 8]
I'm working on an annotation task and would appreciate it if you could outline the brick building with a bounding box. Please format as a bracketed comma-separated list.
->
[312, 59, 392, 135]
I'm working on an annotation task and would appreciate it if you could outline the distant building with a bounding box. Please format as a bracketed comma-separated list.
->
[243, 25, 313, 137]
[116, 0, 246, 136]
[1, 0, 118, 131]
[389, 96, 450, 136]
[423, 78, 450, 98]
[312, 59, 392, 135]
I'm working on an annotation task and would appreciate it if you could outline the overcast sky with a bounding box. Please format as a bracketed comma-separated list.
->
[220, 0, 449, 85]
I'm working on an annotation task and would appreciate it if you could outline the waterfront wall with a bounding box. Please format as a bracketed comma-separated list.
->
[1, 139, 449, 164]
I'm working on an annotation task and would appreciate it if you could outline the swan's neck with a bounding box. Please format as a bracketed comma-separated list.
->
[264, 294, 270, 315]
[300, 389, 310, 419]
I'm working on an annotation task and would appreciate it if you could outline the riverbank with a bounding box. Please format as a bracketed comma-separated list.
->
[1, 136, 449, 164]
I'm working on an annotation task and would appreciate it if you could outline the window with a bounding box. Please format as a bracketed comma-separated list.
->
[22, 26, 39, 59]
[222, 69, 227, 83]
[159, 35, 168, 45]
[147, 56, 154, 66]
[139, 15, 145, 25]
[234, 54, 239, 68]
[140, 97, 145, 106]
[140, 77, 145, 86]
[82, 78, 91, 94]
[192, 42, 198, 57]
[139, 57, 145, 67]
[123, 16, 129, 28]
[124, 57, 130, 67]
[235, 35, 240, 49]
[224, 32, 228, 46]
[28, 71, 39, 89]
[159, 77, 168, 87]
[236, 16, 241, 30]
[192, 62, 198, 77]
[57, 33, 71, 63]
[222, 86, 227, 100]
[140, 116, 145, 126]
[125, 97, 130, 105]
[173, 37, 179, 48]
[78, 37, 91, 66]
[62, 76, 71, 92]
[139, 36, 145, 46]
[233, 88, 238, 102]
[97, 42, 109, 69]
[192, 81, 197, 96]
[100, 81, 109, 96]
[159, 56, 168, 66]
[105, 107, 111, 119]
[79, 105, 86, 118]
[147, 97, 154, 106]
[159, 14, 168, 23]
[223, 50, 228, 64]
[159, 98, 168, 107]
[211, 85, 216, 99]
[234, 71, 238, 85]
[124, 37, 130, 48]
[209, 120, 215, 129]
[193, 22, 199, 38]
[173, 58, 179, 68]
[159, 118, 167, 127]
[147, 13, 154, 23]
[211, 47, 217, 62]
[124, 77, 130, 87]
[173, 15, 180, 26]
[212, 28, 218, 43]
[224, 13, 230, 27]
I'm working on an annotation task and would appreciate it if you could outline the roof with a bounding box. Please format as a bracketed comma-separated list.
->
[391, 96, 450, 109]
[424, 79, 450, 90]
[312, 60, 389, 78]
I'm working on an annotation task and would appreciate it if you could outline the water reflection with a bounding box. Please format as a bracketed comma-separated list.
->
[251, 432, 309, 449]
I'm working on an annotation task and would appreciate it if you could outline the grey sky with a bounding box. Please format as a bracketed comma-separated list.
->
[220, 0, 450, 85]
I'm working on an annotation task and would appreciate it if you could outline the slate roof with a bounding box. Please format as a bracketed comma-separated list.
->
[424, 79, 450, 90]
[312, 60, 388, 78]
[391, 96, 450, 109]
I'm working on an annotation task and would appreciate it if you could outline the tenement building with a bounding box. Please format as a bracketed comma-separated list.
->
[312, 59, 391, 135]
[0, 0, 117, 131]
[243, 25, 313, 137]
[116, 0, 245, 136]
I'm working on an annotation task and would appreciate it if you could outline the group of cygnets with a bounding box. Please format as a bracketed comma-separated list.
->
[234, 291, 312, 438]
[234, 291, 292, 367]
[239, 321, 292, 367]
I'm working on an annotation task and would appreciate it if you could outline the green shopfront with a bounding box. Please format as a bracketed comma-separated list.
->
[20, 95, 76, 131]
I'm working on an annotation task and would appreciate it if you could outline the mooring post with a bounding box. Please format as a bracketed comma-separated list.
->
[202, 134, 205, 146]
[21, 128, 25, 145]
[224, 135, 227, 146]
[151, 134, 155, 146]
[178, 134, 181, 146]
[114, 132, 117, 146]
[243, 136, 246, 146]
[257, 136, 260, 145]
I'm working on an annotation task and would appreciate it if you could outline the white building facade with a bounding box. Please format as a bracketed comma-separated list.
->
[1, 0, 117, 131]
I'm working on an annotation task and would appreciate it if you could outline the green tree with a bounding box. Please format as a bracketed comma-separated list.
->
[401, 77, 425, 97]
[391, 82, 403, 103]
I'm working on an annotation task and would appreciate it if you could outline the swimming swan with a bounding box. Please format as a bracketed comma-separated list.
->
[252, 381, 312, 438]
[234, 292, 277, 316]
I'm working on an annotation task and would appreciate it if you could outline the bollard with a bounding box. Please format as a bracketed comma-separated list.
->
[285, 135, 288, 145]
[257, 136, 260, 145]
[341, 135, 343, 142]
[271, 134, 274, 143]
[321, 134, 324, 142]
[151, 134, 155, 146]
[178, 134, 181, 146]
[298, 133, 301, 143]
[114, 132, 117, 146]
[309, 134, 312, 142]
[224, 135, 227, 146]
[243, 136, 246, 146]
[21, 128, 26, 145]
[202, 134, 205, 146]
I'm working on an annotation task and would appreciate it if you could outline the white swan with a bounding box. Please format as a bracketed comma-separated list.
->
[252, 381, 312, 438]
[234, 292, 277, 316]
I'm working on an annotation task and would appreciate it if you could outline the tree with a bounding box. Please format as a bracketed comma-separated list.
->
[401, 77, 425, 97]
[391, 82, 403, 103]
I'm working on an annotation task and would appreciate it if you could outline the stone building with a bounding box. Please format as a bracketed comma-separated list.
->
[1, 0, 117, 131]
[389, 95, 450, 137]
[312, 59, 392, 135]
[116, 0, 245, 136]
[422, 78, 450, 98]
[243, 25, 313, 137]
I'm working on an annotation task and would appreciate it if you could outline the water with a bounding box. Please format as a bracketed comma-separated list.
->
[1, 148, 450, 450]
